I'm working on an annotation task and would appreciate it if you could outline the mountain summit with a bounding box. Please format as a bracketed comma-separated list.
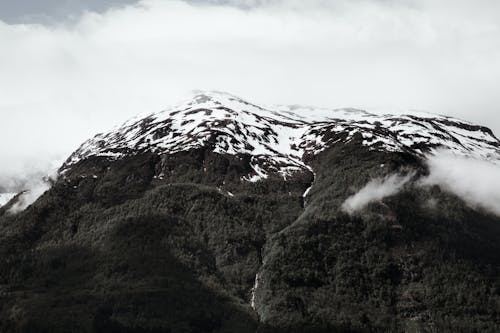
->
[61, 91, 500, 180]
[1, 92, 500, 333]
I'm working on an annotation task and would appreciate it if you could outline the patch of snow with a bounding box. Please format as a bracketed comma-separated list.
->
[60, 91, 500, 180]
[303, 186, 312, 198]
[217, 187, 235, 198]
[303, 170, 316, 198]
[251, 273, 260, 310]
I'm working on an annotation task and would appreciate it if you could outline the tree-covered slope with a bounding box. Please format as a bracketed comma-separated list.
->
[0, 142, 499, 332]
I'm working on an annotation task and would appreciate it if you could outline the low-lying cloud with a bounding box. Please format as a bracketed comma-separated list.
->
[341, 152, 500, 217]
[0, 158, 59, 214]
[7, 179, 52, 214]
[342, 173, 414, 214]
[421, 153, 500, 216]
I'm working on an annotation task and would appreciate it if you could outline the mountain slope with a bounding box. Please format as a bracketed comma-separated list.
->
[0, 92, 499, 333]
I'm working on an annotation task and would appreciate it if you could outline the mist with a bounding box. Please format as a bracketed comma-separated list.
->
[341, 152, 500, 217]
[7, 179, 52, 214]
[1, 0, 500, 186]
[341, 173, 414, 214]
[0, 155, 61, 188]
[421, 153, 500, 216]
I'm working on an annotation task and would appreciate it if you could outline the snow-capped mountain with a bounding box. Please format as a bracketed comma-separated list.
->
[61, 91, 500, 180]
[4, 92, 500, 333]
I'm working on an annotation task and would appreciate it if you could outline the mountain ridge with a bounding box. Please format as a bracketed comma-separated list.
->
[60, 91, 500, 182]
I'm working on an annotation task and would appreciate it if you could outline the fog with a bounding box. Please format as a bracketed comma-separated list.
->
[7, 179, 51, 213]
[342, 173, 413, 214]
[1, 0, 500, 208]
[422, 153, 500, 216]
[342, 152, 500, 217]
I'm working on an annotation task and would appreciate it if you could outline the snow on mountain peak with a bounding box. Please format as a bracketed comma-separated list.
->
[61, 91, 500, 180]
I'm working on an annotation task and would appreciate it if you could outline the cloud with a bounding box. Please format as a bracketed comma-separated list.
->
[0, 157, 59, 214]
[342, 173, 414, 214]
[0, 157, 61, 192]
[0, 193, 17, 207]
[7, 179, 51, 214]
[0, 0, 500, 184]
[0, 0, 138, 24]
[341, 153, 500, 217]
[421, 153, 500, 216]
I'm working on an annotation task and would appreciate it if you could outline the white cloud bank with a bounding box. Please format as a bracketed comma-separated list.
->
[422, 153, 500, 216]
[342, 173, 413, 214]
[7, 179, 51, 214]
[0, 158, 58, 213]
[341, 153, 500, 217]
[1, 0, 500, 180]
[0, 193, 17, 207]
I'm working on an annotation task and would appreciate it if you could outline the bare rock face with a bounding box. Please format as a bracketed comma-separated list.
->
[0, 92, 499, 333]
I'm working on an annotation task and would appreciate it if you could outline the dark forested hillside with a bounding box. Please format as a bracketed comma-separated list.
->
[0, 141, 499, 333]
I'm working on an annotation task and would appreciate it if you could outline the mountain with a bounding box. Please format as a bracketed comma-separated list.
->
[61, 91, 499, 179]
[0, 91, 499, 333]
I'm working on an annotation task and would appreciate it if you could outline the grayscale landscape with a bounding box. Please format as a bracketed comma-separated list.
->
[1, 1, 499, 332]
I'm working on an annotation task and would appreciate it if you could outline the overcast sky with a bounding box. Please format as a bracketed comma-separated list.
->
[1, 0, 500, 183]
